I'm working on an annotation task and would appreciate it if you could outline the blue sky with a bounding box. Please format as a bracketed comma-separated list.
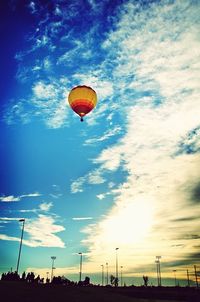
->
[0, 0, 200, 286]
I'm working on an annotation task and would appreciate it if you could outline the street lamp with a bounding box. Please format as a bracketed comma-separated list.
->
[120, 266, 123, 287]
[106, 262, 108, 285]
[101, 264, 104, 286]
[186, 269, 190, 287]
[155, 256, 162, 286]
[115, 248, 119, 287]
[173, 270, 177, 286]
[51, 256, 56, 282]
[16, 219, 25, 274]
[78, 252, 83, 282]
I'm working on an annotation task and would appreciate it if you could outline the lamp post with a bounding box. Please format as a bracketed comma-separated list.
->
[187, 269, 190, 287]
[101, 264, 104, 286]
[51, 256, 56, 282]
[106, 262, 108, 285]
[79, 252, 83, 282]
[194, 265, 199, 288]
[155, 256, 161, 286]
[173, 270, 177, 286]
[120, 266, 123, 287]
[115, 248, 119, 287]
[16, 219, 25, 274]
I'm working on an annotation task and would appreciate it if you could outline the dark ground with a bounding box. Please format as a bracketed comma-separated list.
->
[0, 282, 200, 302]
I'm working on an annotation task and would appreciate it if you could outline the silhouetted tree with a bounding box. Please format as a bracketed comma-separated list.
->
[143, 275, 149, 287]
[110, 275, 118, 287]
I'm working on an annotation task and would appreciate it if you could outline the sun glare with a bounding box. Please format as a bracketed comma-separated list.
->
[102, 197, 154, 245]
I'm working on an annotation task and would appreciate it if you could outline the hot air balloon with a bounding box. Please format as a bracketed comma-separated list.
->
[68, 85, 97, 121]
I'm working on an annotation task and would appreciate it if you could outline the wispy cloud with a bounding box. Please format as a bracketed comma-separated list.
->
[0, 196, 20, 202]
[24, 214, 65, 248]
[39, 202, 53, 211]
[19, 202, 53, 213]
[96, 194, 106, 200]
[70, 168, 105, 193]
[20, 192, 41, 198]
[84, 126, 122, 145]
[72, 217, 93, 221]
[0, 217, 23, 221]
[0, 215, 65, 248]
[0, 192, 41, 202]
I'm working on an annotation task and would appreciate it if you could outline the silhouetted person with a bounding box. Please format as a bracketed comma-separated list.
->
[21, 271, 26, 281]
[30, 272, 35, 283]
[35, 275, 40, 283]
[83, 276, 90, 286]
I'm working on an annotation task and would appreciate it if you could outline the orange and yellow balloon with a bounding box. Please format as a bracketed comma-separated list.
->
[68, 85, 97, 121]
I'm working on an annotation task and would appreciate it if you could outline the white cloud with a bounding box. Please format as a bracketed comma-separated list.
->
[20, 192, 41, 198]
[88, 169, 105, 185]
[93, 146, 122, 171]
[72, 217, 93, 221]
[72, 73, 114, 101]
[0, 217, 23, 221]
[0, 192, 41, 202]
[45, 98, 69, 129]
[24, 215, 65, 248]
[39, 202, 53, 212]
[0, 234, 21, 242]
[0, 215, 65, 248]
[32, 82, 57, 101]
[70, 168, 105, 194]
[31, 80, 69, 128]
[77, 0, 200, 277]
[0, 195, 20, 202]
[19, 201, 53, 213]
[96, 194, 106, 200]
[70, 176, 85, 194]
[84, 126, 122, 145]
[19, 209, 37, 213]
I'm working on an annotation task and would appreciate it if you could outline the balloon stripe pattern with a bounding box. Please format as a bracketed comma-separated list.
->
[68, 85, 97, 121]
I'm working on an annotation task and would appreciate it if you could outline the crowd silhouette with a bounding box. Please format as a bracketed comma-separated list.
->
[1, 269, 200, 302]
[1, 271, 44, 283]
[1, 270, 91, 286]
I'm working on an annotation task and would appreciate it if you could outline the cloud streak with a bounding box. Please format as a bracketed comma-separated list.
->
[0, 192, 41, 202]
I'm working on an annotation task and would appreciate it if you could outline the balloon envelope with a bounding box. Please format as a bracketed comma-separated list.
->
[68, 85, 97, 121]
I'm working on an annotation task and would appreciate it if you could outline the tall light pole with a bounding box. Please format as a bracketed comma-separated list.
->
[155, 260, 159, 286]
[79, 252, 83, 282]
[101, 264, 104, 286]
[51, 256, 56, 282]
[155, 256, 161, 286]
[194, 265, 199, 288]
[173, 270, 177, 286]
[16, 219, 25, 274]
[187, 269, 190, 287]
[120, 266, 123, 287]
[115, 248, 119, 287]
[106, 262, 108, 285]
